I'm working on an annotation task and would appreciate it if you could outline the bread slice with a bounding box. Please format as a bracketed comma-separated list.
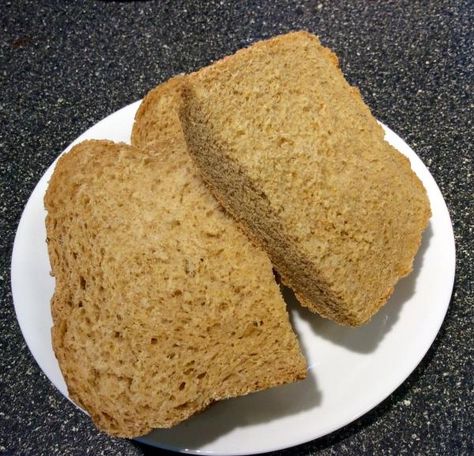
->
[131, 74, 186, 151]
[179, 31, 431, 326]
[45, 139, 306, 438]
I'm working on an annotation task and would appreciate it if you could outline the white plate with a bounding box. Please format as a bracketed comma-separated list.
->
[11, 101, 455, 455]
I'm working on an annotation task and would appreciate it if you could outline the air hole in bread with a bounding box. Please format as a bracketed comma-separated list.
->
[175, 401, 190, 410]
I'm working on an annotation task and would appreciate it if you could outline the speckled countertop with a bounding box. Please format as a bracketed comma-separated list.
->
[1, 1, 472, 455]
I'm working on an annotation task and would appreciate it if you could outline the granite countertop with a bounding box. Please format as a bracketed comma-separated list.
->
[1, 1, 472, 455]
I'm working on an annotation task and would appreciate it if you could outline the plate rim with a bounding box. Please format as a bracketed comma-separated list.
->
[10, 101, 456, 455]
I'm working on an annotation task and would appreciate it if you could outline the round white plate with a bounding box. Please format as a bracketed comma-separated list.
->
[11, 101, 455, 455]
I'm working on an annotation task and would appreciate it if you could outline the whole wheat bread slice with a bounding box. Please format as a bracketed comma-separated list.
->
[45, 139, 306, 438]
[179, 31, 431, 326]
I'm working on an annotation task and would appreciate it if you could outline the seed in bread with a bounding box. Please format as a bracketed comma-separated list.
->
[179, 31, 431, 326]
[45, 139, 306, 438]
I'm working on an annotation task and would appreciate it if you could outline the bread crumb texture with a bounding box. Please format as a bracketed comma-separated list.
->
[180, 31, 431, 326]
[44, 139, 306, 438]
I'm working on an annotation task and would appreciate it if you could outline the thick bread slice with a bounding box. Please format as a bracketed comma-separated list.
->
[179, 31, 431, 326]
[45, 139, 306, 438]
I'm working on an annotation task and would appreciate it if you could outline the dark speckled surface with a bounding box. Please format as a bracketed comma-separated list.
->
[1, 1, 472, 455]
